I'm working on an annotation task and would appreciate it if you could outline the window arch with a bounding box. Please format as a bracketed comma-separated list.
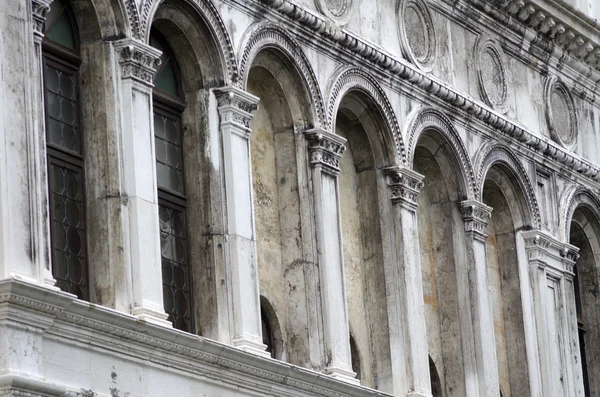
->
[43, 0, 88, 300]
[260, 296, 283, 360]
[150, 30, 193, 332]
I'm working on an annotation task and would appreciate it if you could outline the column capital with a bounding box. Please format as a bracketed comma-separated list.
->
[303, 128, 346, 175]
[521, 230, 579, 276]
[113, 38, 162, 86]
[32, 0, 52, 42]
[460, 200, 493, 240]
[214, 86, 259, 133]
[383, 166, 424, 209]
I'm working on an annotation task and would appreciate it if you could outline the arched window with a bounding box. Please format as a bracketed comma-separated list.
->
[349, 334, 362, 382]
[429, 356, 442, 397]
[574, 265, 590, 397]
[43, 0, 88, 300]
[150, 30, 193, 332]
[260, 297, 283, 359]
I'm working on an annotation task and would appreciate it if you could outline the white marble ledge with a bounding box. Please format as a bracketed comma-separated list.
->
[0, 278, 391, 397]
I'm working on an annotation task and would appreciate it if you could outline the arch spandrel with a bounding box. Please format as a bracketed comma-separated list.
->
[326, 67, 404, 167]
[405, 106, 476, 199]
[475, 142, 541, 230]
[137, 0, 238, 85]
[237, 22, 326, 128]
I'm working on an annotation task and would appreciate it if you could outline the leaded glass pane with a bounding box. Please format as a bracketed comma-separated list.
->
[159, 203, 192, 332]
[154, 111, 185, 194]
[44, 62, 81, 154]
[49, 160, 88, 300]
[47, 12, 76, 49]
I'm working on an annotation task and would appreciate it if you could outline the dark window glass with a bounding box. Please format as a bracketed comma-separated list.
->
[574, 266, 591, 397]
[151, 30, 192, 332]
[350, 335, 361, 381]
[429, 356, 443, 397]
[262, 309, 275, 358]
[43, 0, 88, 300]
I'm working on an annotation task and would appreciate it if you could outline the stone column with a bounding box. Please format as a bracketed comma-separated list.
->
[112, 39, 170, 327]
[304, 128, 357, 384]
[383, 166, 431, 397]
[522, 231, 585, 397]
[214, 86, 269, 358]
[460, 200, 500, 397]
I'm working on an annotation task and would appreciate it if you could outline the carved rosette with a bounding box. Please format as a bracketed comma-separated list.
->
[474, 35, 508, 112]
[384, 166, 424, 209]
[461, 200, 493, 240]
[304, 128, 346, 175]
[397, 0, 436, 72]
[31, 0, 52, 42]
[544, 76, 577, 148]
[113, 39, 162, 86]
[214, 86, 259, 133]
[315, 0, 353, 25]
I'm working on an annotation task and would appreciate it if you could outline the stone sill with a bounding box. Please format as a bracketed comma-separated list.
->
[0, 278, 391, 397]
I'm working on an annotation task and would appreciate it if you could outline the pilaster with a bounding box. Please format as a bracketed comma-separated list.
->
[214, 86, 269, 358]
[304, 128, 357, 384]
[112, 38, 171, 327]
[383, 166, 431, 397]
[522, 231, 585, 397]
[460, 200, 500, 397]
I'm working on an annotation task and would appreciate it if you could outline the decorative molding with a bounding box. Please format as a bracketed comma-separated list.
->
[113, 38, 162, 86]
[396, 0, 436, 72]
[484, 0, 600, 72]
[326, 67, 405, 163]
[522, 230, 579, 274]
[304, 128, 346, 175]
[475, 142, 542, 229]
[237, 22, 326, 127]
[383, 166, 424, 210]
[256, 0, 600, 183]
[473, 35, 508, 112]
[544, 76, 577, 148]
[31, 0, 52, 40]
[315, 0, 353, 26]
[137, 0, 238, 84]
[461, 200, 493, 239]
[405, 107, 478, 199]
[214, 86, 259, 131]
[561, 187, 600, 242]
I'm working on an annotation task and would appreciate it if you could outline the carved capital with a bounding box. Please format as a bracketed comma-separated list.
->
[304, 128, 346, 175]
[461, 200, 493, 239]
[214, 86, 259, 132]
[384, 166, 424, 209]
[32, 0, 52, 41]
[113, 38, 162, 86]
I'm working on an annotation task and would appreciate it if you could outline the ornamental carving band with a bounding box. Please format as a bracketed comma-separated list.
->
[114, 40, 162, 85]
[461, 200, 492, 237]
[304, 129, 346, 173]
[384, 167, 424, 205]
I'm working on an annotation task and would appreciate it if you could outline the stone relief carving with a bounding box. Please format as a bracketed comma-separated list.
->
[315, 0, 353, 25]
[475, 143, 542, 230]
[397, 0, 436, 72]
[326, 67, 405, 163]
[474, 35, 508, 112]
[384, 166, 424, 207]
[237, 22, 326, 127]
[215, 87, 259, 130]
[304, 129, 346, 174]
[113, 39, 162, 85]
[405, 107, 477, 199]
[461, 200, 493, 238]
[258, 0, 600, 182]
[544, 76, 577, 148]
[31, 0, 52, 38]
[134, 0, 238, 84]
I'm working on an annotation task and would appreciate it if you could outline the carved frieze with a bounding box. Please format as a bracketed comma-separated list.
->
[384, 166, 425, 210]
[461, 200, 493, 239]
[304, 128, 346, 174]
[113, 38, 162, 86]
[397, 0, 436, 72]
[544, 76, 577, 148]
[315, 0, 353, 25]
[214, 86, 259, 132]
[474, 35, 508, 112]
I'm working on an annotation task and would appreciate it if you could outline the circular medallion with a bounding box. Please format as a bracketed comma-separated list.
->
[474, 36, 507, 112]
[397, 0, 436, 72]
[545, 77, 577, 148]
[315, 0, 352, 25]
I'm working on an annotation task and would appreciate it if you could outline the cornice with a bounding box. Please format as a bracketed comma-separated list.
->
[255, 0, 600, 184]
[0, 279, 391, 397]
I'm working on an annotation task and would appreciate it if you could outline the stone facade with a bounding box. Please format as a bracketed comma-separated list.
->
[1, 0, 599, 396]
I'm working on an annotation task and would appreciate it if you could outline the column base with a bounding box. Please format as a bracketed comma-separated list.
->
[131, 306, 172, 328]
[407, 390, 433, 397]
[232, 337, 272, 358]
[324, 365, 360, 385]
